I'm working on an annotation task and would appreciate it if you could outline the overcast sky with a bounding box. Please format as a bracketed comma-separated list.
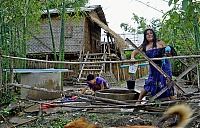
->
[88, 0, 173, 34]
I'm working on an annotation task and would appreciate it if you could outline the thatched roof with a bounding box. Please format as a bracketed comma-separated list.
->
[41, 5, 107, 25]
[89, 15, 129, 59]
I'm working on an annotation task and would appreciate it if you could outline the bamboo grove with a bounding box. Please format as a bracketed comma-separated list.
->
[0, 0, 88, 70]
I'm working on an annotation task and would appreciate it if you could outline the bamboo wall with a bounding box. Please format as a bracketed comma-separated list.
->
[26, 60, 149, 82]
[7, 52, 149, 84]
[105, 61, 149, 81]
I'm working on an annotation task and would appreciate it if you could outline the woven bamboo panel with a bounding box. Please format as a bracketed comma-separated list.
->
[27, 17, 85, 54]
[101, 72, 118, 86]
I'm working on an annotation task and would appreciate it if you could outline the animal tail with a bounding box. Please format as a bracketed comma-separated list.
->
[162, 104, 193, 128]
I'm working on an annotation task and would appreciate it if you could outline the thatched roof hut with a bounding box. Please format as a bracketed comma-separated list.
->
[27, 5, 128, 60]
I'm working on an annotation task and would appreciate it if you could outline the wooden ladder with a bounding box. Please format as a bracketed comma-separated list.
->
[76, 52, 106, 85]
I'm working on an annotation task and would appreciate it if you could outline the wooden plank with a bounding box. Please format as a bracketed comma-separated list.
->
[3, 68, 72, 73]
[178, 59, 197, 75]
[82, 69, 101, 71]
[175, 63, 198, 81]
[77, 51, 89, 82]
[2, 54, 200, 64]
[84, 65, 102, 68]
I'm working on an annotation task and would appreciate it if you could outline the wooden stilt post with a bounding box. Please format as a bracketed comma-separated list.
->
[10, 58, 14, 84]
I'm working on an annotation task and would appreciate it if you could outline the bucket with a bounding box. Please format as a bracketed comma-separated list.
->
[126, 79, 135, 89]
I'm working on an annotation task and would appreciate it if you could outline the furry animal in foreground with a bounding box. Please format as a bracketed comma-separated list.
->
[63, 104, 193, 128]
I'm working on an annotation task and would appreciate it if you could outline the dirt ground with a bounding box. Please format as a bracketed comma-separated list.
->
[0, 79, 200, 128]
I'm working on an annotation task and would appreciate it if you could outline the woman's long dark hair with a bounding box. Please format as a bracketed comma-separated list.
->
[141, 28, 157, 52]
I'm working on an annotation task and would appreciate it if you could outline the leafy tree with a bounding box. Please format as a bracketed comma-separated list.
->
[0, 0, 89, 84]
[120, 13, 148, 34]
[162, 0, 200, 78]
[163, 0, 200, 54]
[120, 0, 200, 78]
[0, 0, 88, 61]
[120, 13, 162, 35]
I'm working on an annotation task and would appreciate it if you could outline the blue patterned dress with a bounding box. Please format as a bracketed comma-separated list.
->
[144, 48, 174, 98]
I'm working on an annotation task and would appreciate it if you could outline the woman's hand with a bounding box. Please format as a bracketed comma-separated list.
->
[130, 57, 136, 65]
[165, 51, 171, 57]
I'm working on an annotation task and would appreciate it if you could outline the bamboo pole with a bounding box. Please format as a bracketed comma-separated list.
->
[46, 0, 57, 62]
[122, 68, 125, 80]
[117, 63, 120, 81]
[45, 54, 48, 68]
[10, 58, 14, 83]
[58, 0, 65, 69]
[2, 54, 200, 64]
[0, 53, 2, 86]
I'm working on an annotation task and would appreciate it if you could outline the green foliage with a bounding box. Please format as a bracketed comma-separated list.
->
[0, 0, 89, 82]
[161, 1, 200, 54]
[0, 0, 88, 59]
[120, 23, 136, 33]
[120, 14, 162, 35]
[120, 13, 147, 34]
[135, 54, 144, 59]
[124, 50, 144, 59]
[154, 100, 162, 107]
[2, 108, 10, 115]
[117, 80, 126, 85]
[0, 89, 17, 104]
[171, 60, 182, 76]
[89, 113, 97, 117]
[50, 119, 69, 128]
[124, 51, 132, 59]
[121, 1, 200, 77]
[168, 0, 191, 11]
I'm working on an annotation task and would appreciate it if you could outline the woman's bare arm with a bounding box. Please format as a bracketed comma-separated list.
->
[131, 45, 143, 59]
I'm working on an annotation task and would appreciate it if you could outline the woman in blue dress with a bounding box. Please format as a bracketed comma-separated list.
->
[131, 29, 175, 104]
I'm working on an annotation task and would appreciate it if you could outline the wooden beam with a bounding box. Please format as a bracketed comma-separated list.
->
[175, 63, 198, 81]
[2, 54, 200, 64]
